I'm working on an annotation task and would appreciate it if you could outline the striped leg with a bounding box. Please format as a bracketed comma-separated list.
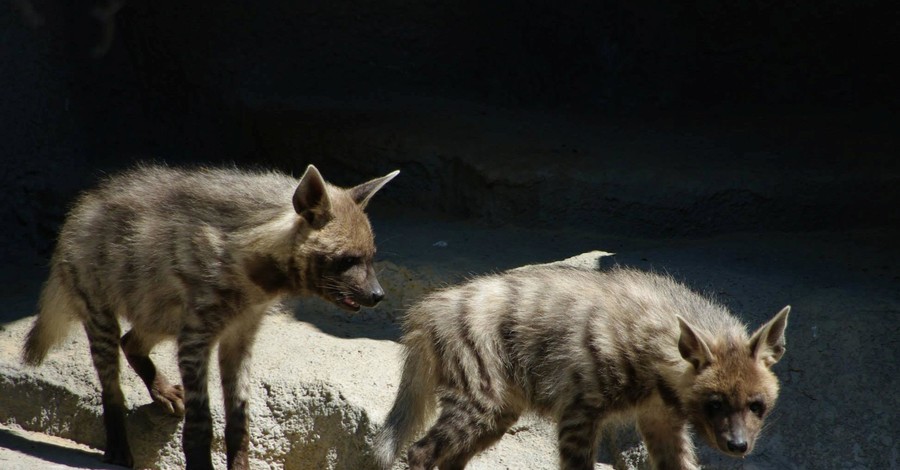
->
[440, 409, 520, 470]
[121, 329, 185, 415]
[637, 405, 699, 470]
[407, 393, 518, 470]
[218, 320, 261, 470]
[178, 325, 217, 470]
[556, 395, 603, 470]
[84, 310, 134, 467]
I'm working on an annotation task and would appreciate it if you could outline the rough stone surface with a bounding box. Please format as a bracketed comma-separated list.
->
[1, 224, 897, 469]
[1, 2, 895, 468]
[0, 251, 619, 470]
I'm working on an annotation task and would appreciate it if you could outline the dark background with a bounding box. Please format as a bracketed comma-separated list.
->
[1, 2, 899, 468]
[2, 0, 898, 256]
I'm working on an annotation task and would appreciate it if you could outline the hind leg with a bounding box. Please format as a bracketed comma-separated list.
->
[407, 393, 520, 470]
[84, 310, 134, 467]
[121, 329, 185, 415]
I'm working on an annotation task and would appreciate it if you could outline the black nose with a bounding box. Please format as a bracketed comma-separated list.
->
[727, 439, 748, 454]
[371, 287, 385, 304]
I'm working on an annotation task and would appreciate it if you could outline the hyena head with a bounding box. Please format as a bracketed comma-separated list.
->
[676, 306, 790, 458]
[289, 165, 399, 311]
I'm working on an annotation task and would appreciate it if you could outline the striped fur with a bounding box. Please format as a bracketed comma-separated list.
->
[22, 163, 398, 469]
[375, 266, 789, 470]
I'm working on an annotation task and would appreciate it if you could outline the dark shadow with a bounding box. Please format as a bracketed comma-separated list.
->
[284, 216, 618, 342]
[289, 300, 403, 342]
[0, 428, 122, 469]
[0, 263, 47, 324]
[126, 403, 183, 469]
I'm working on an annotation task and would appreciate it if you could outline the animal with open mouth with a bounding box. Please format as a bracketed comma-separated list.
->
[22, 163, 398, 470]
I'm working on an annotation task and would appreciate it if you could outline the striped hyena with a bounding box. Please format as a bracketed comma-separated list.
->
[23, 163, 398, 469]
[375, 265, 790, 470]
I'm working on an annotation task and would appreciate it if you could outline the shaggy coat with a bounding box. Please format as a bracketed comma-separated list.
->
[23, 163, 398, 469]
[375, 265, 789, 470]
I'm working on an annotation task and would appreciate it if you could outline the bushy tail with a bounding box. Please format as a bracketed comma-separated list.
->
[22, 268, 80, 366]
[373, 331, 438, 469]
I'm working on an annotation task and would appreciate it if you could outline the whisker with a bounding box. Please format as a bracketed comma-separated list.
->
[376, 234, 402, 244]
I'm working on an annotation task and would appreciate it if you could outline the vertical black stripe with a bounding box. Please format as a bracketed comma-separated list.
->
[298, 254, 312, 291]
[498, 278, 521, 375]
[458, 295, 492, 395]
[656, 376, 684, 414]
[427, 319, 466, 393]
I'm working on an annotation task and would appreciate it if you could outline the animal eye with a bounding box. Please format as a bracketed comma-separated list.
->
[749, 401, 766, 417]
[705, 398, 723, 414]
[335, 256, 360, 271]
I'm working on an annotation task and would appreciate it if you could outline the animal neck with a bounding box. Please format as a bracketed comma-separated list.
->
[235, 209, 302, 260]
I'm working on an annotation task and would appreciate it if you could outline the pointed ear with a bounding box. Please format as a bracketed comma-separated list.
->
[749, 305, 790, 367]
[349, 169, 399, 209]
[677, 316, 715, 371]
[293, 165, 332, 223]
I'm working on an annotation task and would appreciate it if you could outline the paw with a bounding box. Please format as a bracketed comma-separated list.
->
[152, 383, 186, 416]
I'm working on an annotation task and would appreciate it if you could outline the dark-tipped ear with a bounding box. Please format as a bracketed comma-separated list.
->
[677, 316, 715, 371]
[293, 165, 332, 223]
[750, 305, 790, 367]
[349, 169, 399, 209]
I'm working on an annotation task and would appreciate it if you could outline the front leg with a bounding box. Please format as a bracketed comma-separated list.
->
[637, 403, 699, 470]
[218, 318, 262, 470]
[178, 325, 217, 470]
[556, 394, 604, 470]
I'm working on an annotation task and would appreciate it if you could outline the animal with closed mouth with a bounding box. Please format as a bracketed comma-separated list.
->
[375, 265, 789, 470]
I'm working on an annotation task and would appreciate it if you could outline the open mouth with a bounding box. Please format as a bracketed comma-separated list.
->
[335, 295, 361, 312]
